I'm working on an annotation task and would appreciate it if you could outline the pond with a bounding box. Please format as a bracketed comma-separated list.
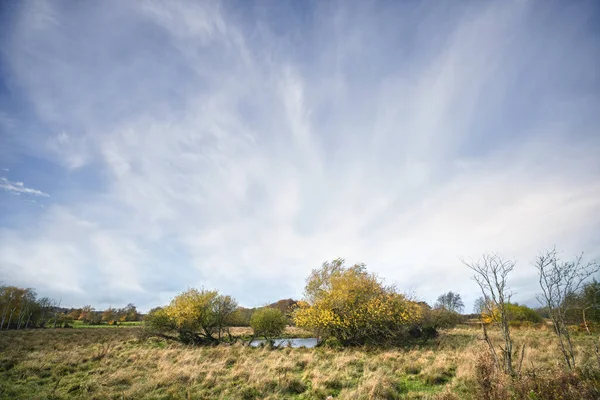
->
[249, 337, 318, 348]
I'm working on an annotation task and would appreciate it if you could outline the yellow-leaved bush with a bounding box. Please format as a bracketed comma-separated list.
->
[144, 288, 238, 345]
[293, 258, 423, 345]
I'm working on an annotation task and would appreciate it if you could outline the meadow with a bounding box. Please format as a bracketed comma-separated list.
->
[71, 320, 143, 329]
[1, 324, 599, 399]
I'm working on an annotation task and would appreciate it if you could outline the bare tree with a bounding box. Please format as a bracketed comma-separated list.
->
[535, 248, 600, 370]
[473, 297, 487, 314]
[434, 291, 465, 313]
[462, 253, 515, 376]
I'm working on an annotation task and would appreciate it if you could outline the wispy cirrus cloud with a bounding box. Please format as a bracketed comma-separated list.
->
[0, 0, 598, 311]
[0, 177, 49, 197]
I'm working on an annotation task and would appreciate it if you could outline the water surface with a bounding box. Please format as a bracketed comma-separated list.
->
[249, 337, 318, 348]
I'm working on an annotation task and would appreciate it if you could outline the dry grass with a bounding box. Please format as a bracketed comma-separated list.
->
[0, 325, 598, 399]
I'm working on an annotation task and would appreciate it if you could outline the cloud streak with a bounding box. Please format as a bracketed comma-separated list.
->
[0, 1, 598, 311]
[0, 177, 49, 197]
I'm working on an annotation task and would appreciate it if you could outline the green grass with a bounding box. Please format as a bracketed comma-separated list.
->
[72, 320, 142, 328]
[0, 325, 598, 399]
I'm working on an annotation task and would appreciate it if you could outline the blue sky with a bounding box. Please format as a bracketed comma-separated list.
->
[1, 0, 599, 312]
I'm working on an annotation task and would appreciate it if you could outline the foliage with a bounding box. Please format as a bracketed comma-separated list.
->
[425, 308, 463, 330]
[478, 302, 542, 325]
[0, 285, 65, 329]
[293, 258, 422, 345]
[506, 303, 543, 325]
[228, 299, 299, 327]
[233, 307, 254, 326]
[143, 288, 238, 345]
[102, 307, 117, 324]
[0, 283, 142, 330]
[563, 280, 600, 325]
[249, 307, 287, 341]
[434, 292, 464, 313]
[79, 305, 102, 324]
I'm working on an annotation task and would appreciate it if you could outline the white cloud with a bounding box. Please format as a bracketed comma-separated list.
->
[0, 177, 49, 197]
[0, 1, 599, 311]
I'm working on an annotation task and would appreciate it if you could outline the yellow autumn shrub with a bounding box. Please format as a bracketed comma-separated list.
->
[293, 258, 422, 345]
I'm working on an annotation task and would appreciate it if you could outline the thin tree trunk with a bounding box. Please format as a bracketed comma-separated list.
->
[564, 326, 576, 368]
[17, 308, 24, 330]
[550, 312, 573, 370]
[517, 343, 526, 376]
[481, 322, 501, 370]
[17, 304, 29, 330]
[1, 298, 13, 330]
[25, 312, 32, 329]
[501, 311, 514, 375]
[6, 306, 16, 330]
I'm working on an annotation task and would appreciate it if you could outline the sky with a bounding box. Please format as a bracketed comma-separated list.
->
[0, 0, 599, 312]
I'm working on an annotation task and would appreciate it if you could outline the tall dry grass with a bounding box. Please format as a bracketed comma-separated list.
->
[0, 324, 598, 399]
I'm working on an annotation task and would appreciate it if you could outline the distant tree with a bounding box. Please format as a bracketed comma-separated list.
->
[434, 291, 464, 313]
[57, 314, 74, 328]
[102, 307, 117, 324]
[422, 308, 462, 331]
[250, 307, 287, 342]
[534, 306, 551, 319]
[79, 305, 102, 325]
[473, 297, 487, 315]
[123, 303, 139, 321]
[269, 299, 298, 320]
[68, 308, 82, 320]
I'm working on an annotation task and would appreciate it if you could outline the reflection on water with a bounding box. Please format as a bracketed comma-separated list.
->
[249, 337, 318, 348]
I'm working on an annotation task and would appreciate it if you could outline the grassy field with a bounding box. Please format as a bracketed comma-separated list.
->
[0, 325, 598, 399]
[72, 320, 143, 329]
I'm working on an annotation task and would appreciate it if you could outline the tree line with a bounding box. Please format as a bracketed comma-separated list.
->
[143, 259, 531, 346]
[143, 250, 598, 352]
[0, 285, 76, 330]
[0, 284, 142, 330]
[3, 247, 598, 359]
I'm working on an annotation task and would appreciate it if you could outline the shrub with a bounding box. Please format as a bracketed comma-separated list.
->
[506, 303, 543, 324]
[293, 258, 422, 345]
[250, 307, 287, 341]
[474, 350, 600, 400]
[142, 289, 239, 345]
[422, 308, 462, 331]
